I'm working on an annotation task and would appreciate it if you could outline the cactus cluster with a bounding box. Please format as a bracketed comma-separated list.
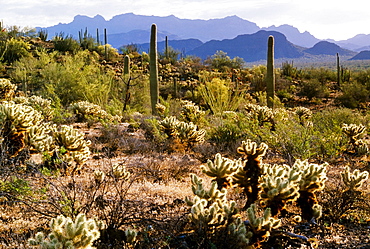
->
[293, 106, 312, 126]
[28, 213, 104, 249]
[244, 103, 274, 127]
[341, 166, 369, 192]
[14, 95, 54, 121]
[0, 101, 43, 157]
[246, 204, 281, 246]
[69, 101, 119, 123]
[159, 116, 205, 149]
[186, 174, 251, 247]
[292, 159, 327, 220]
[342, 123, 368, 155]
[259, 164, 301, 216]
[0, 78, 17, 101]
[180, 100, 206, 125]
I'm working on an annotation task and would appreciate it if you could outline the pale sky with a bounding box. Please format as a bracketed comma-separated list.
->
[1, 0, 368, 41]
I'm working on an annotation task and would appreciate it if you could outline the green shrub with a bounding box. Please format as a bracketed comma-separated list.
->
[52, 33, 80, 54]
[0, 37, 31, 63]
[336, 81, 370, 108]
[297, 79, 330, 100]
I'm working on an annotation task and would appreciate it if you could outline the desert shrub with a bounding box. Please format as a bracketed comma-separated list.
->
[336, 81, 370, 108]
[52, 33, 80, 54]
[297, 79, 330, 100]
[198, 77, 245, 115]
[10, 50, 117, 107]
[0, 37, 31, 63]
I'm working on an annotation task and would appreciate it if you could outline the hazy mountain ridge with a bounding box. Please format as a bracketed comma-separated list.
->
[37, 13, 370, 62]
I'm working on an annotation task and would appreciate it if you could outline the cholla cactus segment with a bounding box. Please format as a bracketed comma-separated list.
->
[244, 103, 274, 125]
[69, 101, 114, 122]
[312, 204, 322, 220]
[180, 100, 206, 124]
[155, 103, 167, 117]
[188, 196, 225, 228]
[354, 139, 369, 155]
[292, 159, 327, 193]
[342, 123, 366, 142]
[124, 228, 138, 244]
[176, 121, 206, 145]
[227, 216, 252, 247]
[94, 170, 106, 184]
[246, 204, 281, 244]
[341, 166, 369, 191]
[112, 163, 131, 180]
[294, 106, 312, 120]
[53, 125, 91, 152]
[28, 213, 102, 249]
[201, 153, 242, 189]
[0, 78, 17, 101]
[159, 116, 179, 137]
[25, 122, 54, 153]
[0, 101, 43, 132]
[237, 139, 268, 160]
[187, 174, 227, 205]
[259, 164, 301, 216]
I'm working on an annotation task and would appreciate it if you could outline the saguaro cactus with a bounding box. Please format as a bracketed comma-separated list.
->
[266, 35, 275, 108]
[336, 53, 340, 87]
[150, 23, 159, 115]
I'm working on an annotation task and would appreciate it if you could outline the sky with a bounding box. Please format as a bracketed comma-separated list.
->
[1, 0, 369, 41]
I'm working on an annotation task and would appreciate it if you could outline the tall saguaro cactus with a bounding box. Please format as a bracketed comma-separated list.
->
[336, 53, 340, 87]
[150, 23, 159, 115]
[266, 35, 275, 108]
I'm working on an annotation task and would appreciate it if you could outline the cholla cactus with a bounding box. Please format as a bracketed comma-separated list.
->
[294, 106, 312, 126]
[227, 216, 252, 247]
[94, 170, 106, 184]
[159, 116, 179, 138]
[342, 123, 368, 155]
[25, 122, 54, 153]
[159, 116, 205, 149]
[124, 228, 138, 244]
[244, 103, 274, 127]
[246, 204, 281, 247]
[234, 140, 268, 208]
[112, 163, 131, 180]
[342, 123, 366, 143]
[0, 78, 17, 101]
[341, 166, 369, 192]
[24, 95, 54, 121]
[28, 213, 104, 249]
[201, 153, 242, 189]
[69, 101, 114, 122]
[176, 121, 206, 147]
[155, 103, 167, 118]
[186, 174, 227, 205]
[180, 100, 206, 124]
[292, 159, 327, 220]
[0, 101, 43, 157]
[46, 125, 91, 173]
[259, 164, 301, 216]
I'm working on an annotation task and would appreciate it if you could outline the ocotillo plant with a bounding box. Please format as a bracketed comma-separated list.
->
[150, 23, 159, 115]
[266, 35, 275, 108]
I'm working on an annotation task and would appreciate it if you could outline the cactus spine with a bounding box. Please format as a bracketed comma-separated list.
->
[150, 23, 159, 115]
[266, 35, 275, 108]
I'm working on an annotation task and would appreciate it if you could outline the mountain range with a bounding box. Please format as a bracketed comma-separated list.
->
[37, 13, 370, 62]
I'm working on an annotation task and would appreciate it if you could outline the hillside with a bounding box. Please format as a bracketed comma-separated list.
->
[303, 41, 356, 56]
[186, 30, 304, 61]
[349, 50, 370, 60]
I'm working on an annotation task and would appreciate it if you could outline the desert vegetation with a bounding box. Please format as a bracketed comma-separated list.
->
[0, 22, 370, 248]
